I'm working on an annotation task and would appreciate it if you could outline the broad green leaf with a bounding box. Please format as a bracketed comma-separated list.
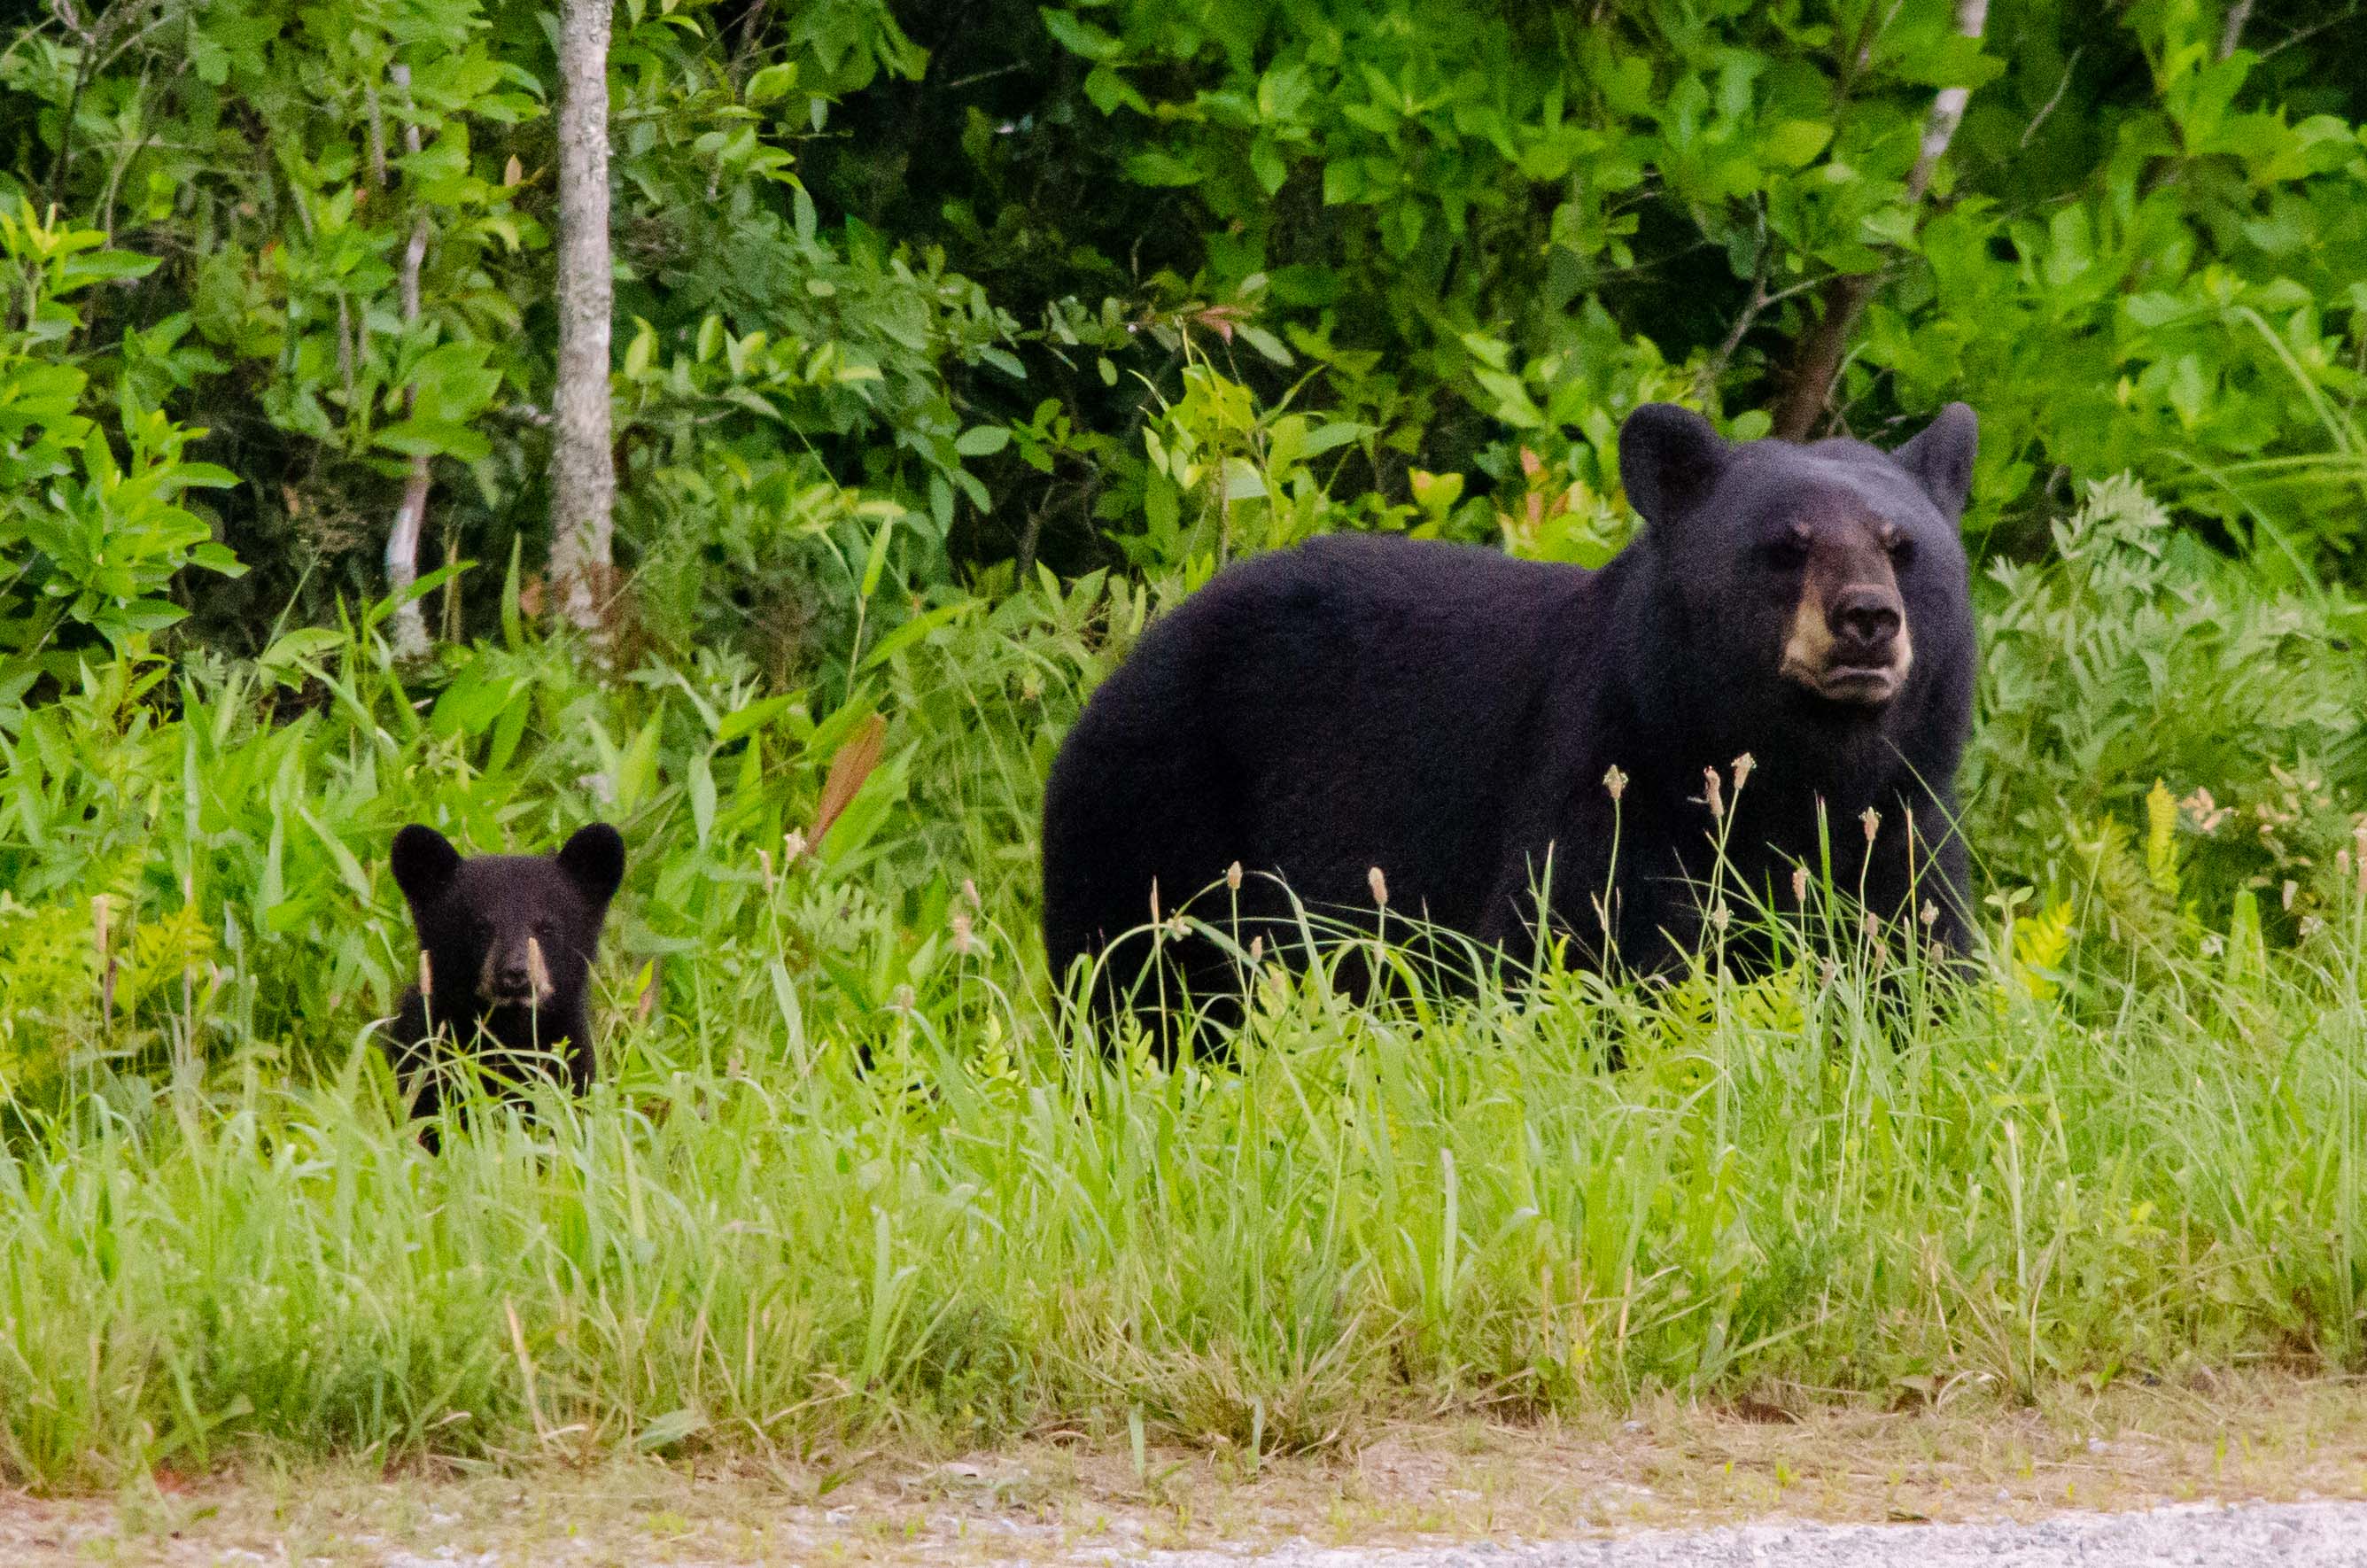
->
[1764, 119, 1832, 169]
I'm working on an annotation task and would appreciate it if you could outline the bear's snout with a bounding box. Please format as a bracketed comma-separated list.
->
[1828, 585, 1904, 659]
[478, 933, 556, 1005]
[1781, 568, 1914, 707]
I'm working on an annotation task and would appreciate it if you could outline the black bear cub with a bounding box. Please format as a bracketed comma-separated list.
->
[1042, 401, 1980, 1050]
[386, 823, 625, 1144]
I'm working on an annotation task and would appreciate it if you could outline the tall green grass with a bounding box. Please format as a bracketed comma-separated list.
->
[0, 889, 2363, 1486]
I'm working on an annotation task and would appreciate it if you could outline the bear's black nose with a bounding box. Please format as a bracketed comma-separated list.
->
[496, 960, 532, 991]
[1828, 586, 1903, 657]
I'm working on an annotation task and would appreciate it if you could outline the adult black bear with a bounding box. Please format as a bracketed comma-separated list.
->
[384, 823, 625, 1145]
[1042, 402, 1978, 1049]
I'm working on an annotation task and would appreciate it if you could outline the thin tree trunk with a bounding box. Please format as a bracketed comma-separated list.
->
[2218, 0, 2253, 60]
[1771, 0, 1990, 441]
[549, 0, 617, 653]
[385, 61, 433, 661]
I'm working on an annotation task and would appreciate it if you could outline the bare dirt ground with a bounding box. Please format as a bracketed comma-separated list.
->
[6, 1372, 2365, 1565]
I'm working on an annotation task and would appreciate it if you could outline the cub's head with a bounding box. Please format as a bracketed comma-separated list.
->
[391, 823, 625, 1017]
[1618, 401, 1977, 713]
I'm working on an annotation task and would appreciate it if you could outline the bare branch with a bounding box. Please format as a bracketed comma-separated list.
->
[1771, 0, 1989, 442]
[384, 60, 433, 662]
[2020, 47, 2082, 149]
[1696, 205, 1772, 399]
[2218, 0, 2254, 61]
[2258, 4, 2360, 60]
[1908, 0, 1991, 203]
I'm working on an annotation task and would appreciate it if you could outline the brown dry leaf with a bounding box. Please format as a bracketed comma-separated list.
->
[811, 713, 889, 846]
[634, 956, 661, 1024]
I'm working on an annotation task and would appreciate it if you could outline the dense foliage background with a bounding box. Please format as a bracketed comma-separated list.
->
[0, 0, 2360, 1078]
[6, 0, 2363, 650]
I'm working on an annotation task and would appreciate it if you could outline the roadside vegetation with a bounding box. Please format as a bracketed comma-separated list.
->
[0, 0, 2363, 1491]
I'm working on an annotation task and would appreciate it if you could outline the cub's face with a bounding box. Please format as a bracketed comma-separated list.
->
[1618, 403, 1976, 715]
[391, 824, 625, 1018]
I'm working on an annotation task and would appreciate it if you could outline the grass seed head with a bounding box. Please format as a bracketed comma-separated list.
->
[2181, 788, 2231, 834]
[1792, 866, 1810, 905]
[1603, 765, 1627, 803]
[1702, 767, 1724, 820]
[1369, 866, 1390, 908]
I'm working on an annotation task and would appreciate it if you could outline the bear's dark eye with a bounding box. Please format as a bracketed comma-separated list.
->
[1886, 532, 1917, 568]
[1761, 532, 1808, 571]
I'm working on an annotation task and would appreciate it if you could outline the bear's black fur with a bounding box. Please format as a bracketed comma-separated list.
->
[1042, 402, 1980, 1049]
[385, 823, 625, 1145]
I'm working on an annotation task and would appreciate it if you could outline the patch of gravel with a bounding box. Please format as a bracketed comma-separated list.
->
[1103, 1501, 2367, 1568]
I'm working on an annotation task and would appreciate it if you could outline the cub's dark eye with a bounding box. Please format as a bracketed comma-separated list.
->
[1886, 532, 1917, 567]
[1761, 532, 1809, 571]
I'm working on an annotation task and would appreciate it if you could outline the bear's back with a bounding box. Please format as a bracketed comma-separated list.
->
[1043, 534, 1616, 986]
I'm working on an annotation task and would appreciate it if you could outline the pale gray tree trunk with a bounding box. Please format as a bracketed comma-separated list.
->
[548, 0, 616, 651]
[384, 60, 433, 662]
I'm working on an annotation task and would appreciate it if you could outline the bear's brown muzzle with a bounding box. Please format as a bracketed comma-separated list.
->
[1781, 571, 1913, 706]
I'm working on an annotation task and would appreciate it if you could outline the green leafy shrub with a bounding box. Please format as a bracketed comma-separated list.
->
[0, 199, 243, 700]
[1017, 0, 2366, 563]
[1970, 474, 2367, 941]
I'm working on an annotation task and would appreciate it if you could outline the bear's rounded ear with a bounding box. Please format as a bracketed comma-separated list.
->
[1893, 402, 1978, 520]
[1618, 404, 1730, 532]
[391, 825, 463, 907]
[557, 823, 626, 906]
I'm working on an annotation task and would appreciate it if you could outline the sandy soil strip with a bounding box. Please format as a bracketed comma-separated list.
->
[2, 1372, 2361, 1564]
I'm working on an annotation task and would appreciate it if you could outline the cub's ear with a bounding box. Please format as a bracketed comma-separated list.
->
[1894, 401, 1978, 520]
[391, 825, 463, 907]
[1618, 404, 1730, 532]
[556, 823, 626, 906]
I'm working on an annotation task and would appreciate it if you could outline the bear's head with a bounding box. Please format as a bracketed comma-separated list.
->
[390, 823, 625, 1021]
[1618, 401, 1976, 718]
